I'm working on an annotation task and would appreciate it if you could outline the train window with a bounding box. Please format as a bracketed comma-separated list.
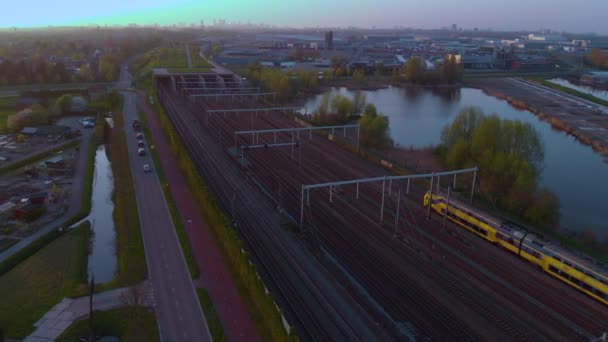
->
[554, 256, 562, 262]
[548, 265, 559, 274]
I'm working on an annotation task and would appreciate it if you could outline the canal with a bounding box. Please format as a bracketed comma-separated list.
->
[86, 145, 117, 283]
[304, 86, 608, 237]
[547, 78, 608, 102]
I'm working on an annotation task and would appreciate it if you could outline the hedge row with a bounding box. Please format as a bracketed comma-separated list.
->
[0, 139, 81, 176]
[152, 92, 295, 341]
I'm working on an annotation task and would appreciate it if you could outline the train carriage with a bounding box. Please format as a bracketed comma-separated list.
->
[423, 190, 608, 306]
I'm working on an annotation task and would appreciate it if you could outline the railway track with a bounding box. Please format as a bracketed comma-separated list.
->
[160, 84, 608, 340]
[158, 89, 383, 341]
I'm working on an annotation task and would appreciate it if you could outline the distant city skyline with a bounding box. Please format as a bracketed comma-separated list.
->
[4, 0, 608, 35]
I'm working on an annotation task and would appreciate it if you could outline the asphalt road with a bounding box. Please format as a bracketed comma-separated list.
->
[119, 66, 211, 341]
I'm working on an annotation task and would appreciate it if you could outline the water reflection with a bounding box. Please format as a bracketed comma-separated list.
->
[87, 145, 117, 283]
[304, 87, 608, 237]
[548, 78, 608, 102]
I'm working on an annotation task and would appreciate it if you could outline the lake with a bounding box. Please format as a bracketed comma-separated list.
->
[304, 86, 608, 237]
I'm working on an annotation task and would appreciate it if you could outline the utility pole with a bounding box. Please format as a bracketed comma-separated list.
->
[88, 273, 95, 342]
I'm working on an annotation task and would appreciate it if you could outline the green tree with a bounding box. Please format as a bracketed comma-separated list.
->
[56, 94, 74, 115]
[352, 90, 367, 116]
[439, 107, 559, 227]
[99, 54, 119, 81]
[359, 104, 392, 149]
[107, 90, 122, 109]
[330, 94, 354, 122]
[403, 56, 424, 83]
[374, 62, 384, 77]
[77, 64, 94, 82]
[352, 69, 366, 87]
[442, 54, 463, 84]
[210, 43, 222, 57]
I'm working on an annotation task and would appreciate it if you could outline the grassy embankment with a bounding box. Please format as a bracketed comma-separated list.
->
[530, 78, 608, 107]
[149, 89, 294, 341]
[56, 307, 159, 342]
[97, 103, 147, 290]
[0, 222, 90, 339]
[196, 288, 226, 342]
[188, 44, 213, 70]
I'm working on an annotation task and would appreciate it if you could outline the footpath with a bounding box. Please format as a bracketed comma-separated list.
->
[137, 93, 260, 341]
[24, 283, 153, 342]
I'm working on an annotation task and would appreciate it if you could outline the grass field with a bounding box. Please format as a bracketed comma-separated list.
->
[56, 307, 159, 342]
[0, 222, 90, 339]
[141, 47, 188, 69]
[196, 288, 226, 342]
[189, 45, 213, 69]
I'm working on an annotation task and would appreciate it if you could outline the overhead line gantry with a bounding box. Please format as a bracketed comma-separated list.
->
[300, 167, 479, 229]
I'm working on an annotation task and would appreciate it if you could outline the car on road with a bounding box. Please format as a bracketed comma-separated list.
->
[138, 148, 146, 156]
[132, 119, 141, 131]
[136, 133, 143, 139]
[137, 140, 145, 147]
[143, 164, 151, 172]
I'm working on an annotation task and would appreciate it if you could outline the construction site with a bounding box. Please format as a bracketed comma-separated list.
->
[154, 69, 608, 341]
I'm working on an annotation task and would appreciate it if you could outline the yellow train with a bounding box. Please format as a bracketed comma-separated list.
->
[424, 191, 608, 305]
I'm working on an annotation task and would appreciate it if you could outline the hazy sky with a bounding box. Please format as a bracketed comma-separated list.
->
[4, 0, 608, 34]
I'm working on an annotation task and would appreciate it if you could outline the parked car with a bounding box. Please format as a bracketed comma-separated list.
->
[143, 164, 151, 172]
[82, 121, 94, 128]
[137, 140, 145, 147]
[138, 148, 146, 156]
[132, 119, 141, 131]
[135, 133, 143, 139]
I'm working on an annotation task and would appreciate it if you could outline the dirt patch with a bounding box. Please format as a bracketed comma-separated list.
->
[382, 146, 444, 173]
[466, 78, 608, 156]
